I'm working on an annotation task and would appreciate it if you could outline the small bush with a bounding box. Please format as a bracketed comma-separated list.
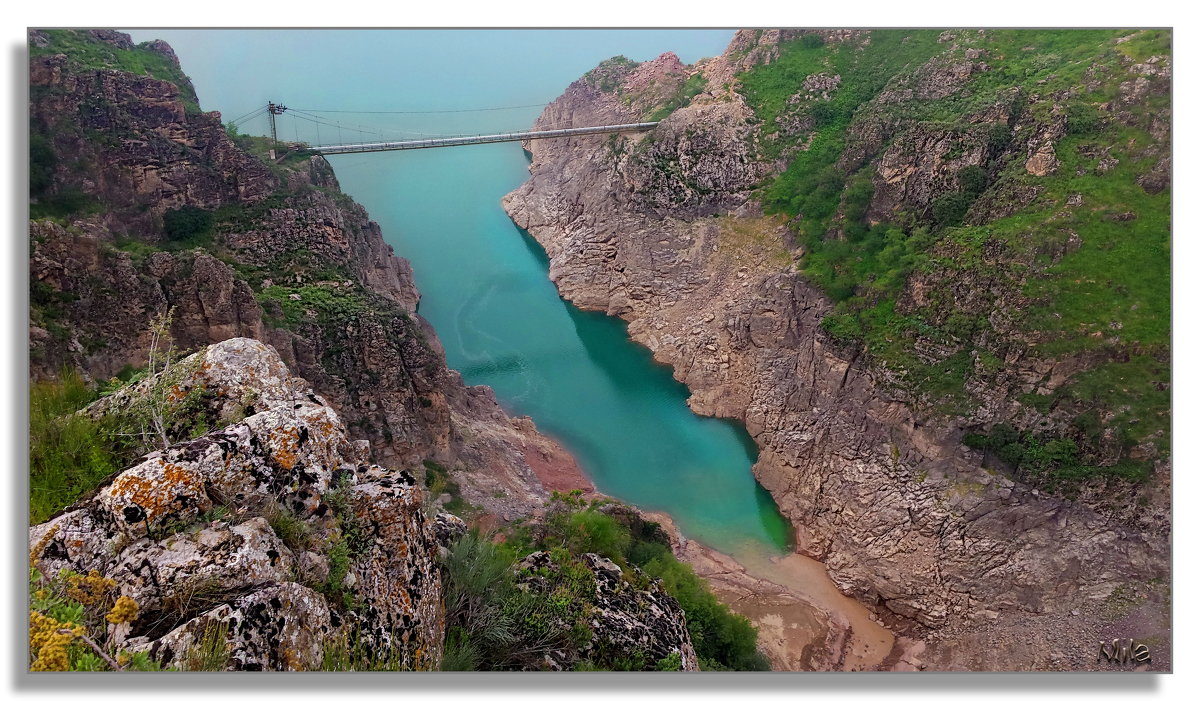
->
[162, 205, 214, 243]
[263, 503, 311, 551]
[986, 122, 1012, 149]
[963, 423, 1153, 491]
[800, 34, 825, 49]
[931, 191, 974, 227]
[957, 165, 988, 195]
[30, 132, 56, 197]
[1065, 102, 1102, 135]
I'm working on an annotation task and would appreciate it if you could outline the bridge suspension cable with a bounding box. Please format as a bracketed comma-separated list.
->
[288, 102, 548, 115]
[287, 107, 610, 142]
[252, 101, 658, 156]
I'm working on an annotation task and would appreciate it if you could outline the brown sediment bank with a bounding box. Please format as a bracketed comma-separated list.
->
[641, 511, 917, 671]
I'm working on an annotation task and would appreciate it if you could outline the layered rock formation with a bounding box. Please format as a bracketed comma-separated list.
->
[503, 29, 1170, 669]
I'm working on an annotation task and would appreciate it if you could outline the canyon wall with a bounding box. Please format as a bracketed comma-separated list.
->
[503, 29, 1170, 668]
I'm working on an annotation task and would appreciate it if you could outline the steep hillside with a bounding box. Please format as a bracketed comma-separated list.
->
[504, 29, 1170, 669]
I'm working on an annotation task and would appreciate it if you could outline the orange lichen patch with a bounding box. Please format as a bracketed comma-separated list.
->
[103, 457, 209, 526]
[269, 425, 301, 470]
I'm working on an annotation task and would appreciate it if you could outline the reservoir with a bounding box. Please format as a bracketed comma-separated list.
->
[128, 29, 792, 561]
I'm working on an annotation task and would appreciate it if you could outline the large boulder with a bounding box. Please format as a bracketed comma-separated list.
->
[29, 338, 444, 671]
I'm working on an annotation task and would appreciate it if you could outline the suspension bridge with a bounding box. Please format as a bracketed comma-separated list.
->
[227, 102, 658, 158]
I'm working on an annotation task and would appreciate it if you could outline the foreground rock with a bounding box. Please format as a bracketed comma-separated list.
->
[30, 338, 445, 671]
[516, 550, 700, 671]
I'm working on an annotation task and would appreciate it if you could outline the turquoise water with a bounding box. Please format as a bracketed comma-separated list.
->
[127, 30, 791, 560]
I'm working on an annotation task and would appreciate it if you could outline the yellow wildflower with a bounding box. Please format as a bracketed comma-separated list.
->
[106, 596, 139, 625]
[29, 611, 83, 672]
[65, 569, 116, 607]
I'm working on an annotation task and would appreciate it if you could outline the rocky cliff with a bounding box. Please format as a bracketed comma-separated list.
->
[503, 29, 1170, 669]
[28, 29, 581, 522]
[28, 29, 702, 672]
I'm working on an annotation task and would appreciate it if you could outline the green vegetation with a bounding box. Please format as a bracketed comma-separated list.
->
[256, 282, 376, 328]
[423, 460, 473, 518]
[442, 492, 769, 671]
[583, 56, 638, 93]
[180, 621, 231, 672]
[30, 30, 200, 112]
[28, 567, 164, 671]
[29, 188, 102, 222]
[29, 370, 131, 524]
[29, 132, 56, 197]
[263, 502, 313, 552]
[736, 30, 1169, 477]
[965, 423, 1153, 492]
[647, 73, 708, 121]
[162, 205, 215, 245]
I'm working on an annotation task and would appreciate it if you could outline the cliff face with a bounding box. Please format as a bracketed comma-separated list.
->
[504, 29, 1170, 668]
[28, 29, 580, 521]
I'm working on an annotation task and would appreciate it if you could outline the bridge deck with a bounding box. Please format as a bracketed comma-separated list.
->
[307, 122, 658, 155]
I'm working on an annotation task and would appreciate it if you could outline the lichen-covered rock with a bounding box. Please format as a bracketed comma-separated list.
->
[111, 518, 296, 624]
[135, 582, 333, 671]
[29, 338, 444, 670]
[433, 512, 467, 548]
[340, 478, 445, 671]
[516, 551, 700, 671]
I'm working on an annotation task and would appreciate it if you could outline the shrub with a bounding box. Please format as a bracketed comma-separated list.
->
[931, 191, 974, 227]
[1065, 102, 1102, 135]
[162, 205, 214, 243]
[963, 423, 1152, 491]
[30, 132, 56, 197]
[986, 122, 1013, 149]
[263, 502, 312, 551]
[800, 34, 825, 49]
[957, 165, 988, 195]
